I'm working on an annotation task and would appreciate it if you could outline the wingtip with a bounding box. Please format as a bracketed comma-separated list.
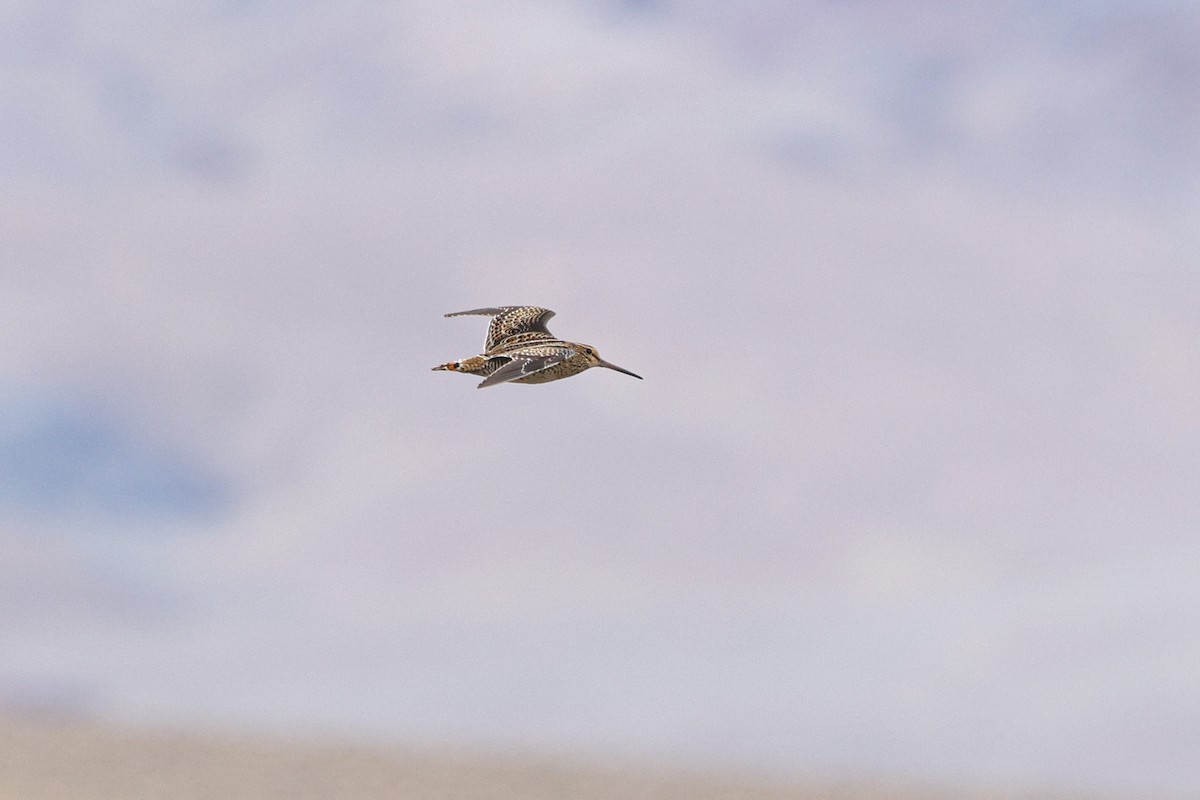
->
[445, 307, 510, 319]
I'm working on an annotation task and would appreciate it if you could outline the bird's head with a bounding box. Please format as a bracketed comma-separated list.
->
[577, 344, 643, 380]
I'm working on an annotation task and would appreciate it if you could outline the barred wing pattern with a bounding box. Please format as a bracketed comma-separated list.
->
[444, 307, 557, 351]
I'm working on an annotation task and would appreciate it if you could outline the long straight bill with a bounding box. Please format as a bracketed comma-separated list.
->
[599, 360, 643, 380]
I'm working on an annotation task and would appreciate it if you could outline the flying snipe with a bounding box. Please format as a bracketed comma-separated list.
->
[433, 306, 643, 388]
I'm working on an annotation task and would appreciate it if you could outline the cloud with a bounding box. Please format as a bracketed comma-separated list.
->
[1, 1, 1199, 795]
[7, 1, 1196, 200]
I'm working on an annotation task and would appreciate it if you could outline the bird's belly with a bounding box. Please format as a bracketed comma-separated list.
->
[514, 362, 586, 384]
[514, 370, 565, 384]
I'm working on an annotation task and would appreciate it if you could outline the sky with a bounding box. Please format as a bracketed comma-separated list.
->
[2, 1, 1200, 796]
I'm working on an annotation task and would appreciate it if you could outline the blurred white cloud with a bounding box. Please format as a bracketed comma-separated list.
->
[1, 1, 1199, 796]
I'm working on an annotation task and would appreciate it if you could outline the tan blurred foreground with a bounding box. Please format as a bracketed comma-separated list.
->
[0, 718, 1079, 800]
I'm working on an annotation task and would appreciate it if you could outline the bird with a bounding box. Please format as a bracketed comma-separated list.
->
[433, 306, 643, 388]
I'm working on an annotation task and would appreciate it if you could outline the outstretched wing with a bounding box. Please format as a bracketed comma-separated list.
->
[476, 347, 575, 388]
[445, 306, 556, 351]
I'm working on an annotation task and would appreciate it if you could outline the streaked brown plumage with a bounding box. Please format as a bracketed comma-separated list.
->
[433, 306, 643, 388]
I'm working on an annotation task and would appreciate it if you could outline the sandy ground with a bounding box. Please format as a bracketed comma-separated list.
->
[0, 717, 1076, 800]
